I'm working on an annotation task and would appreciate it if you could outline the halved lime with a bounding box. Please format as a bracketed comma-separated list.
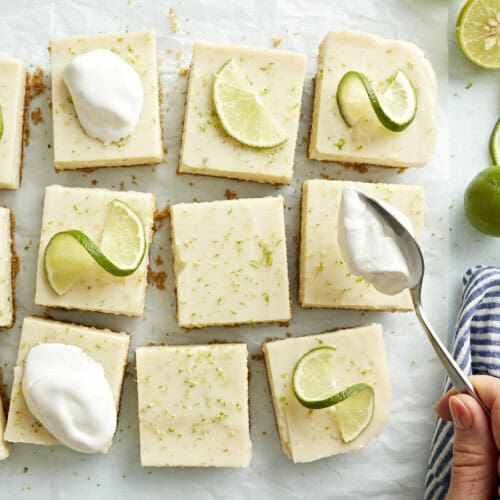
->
[336, 384, 375, 443]
[490, 118, 500, 164]
[213, 59, 287, 148]
[456, 0, 500, 69]
[336, 69, 417, 132]
[44, 200, 146, 295]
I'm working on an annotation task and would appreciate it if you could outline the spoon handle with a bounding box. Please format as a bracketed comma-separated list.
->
[410, 288, 491, 416]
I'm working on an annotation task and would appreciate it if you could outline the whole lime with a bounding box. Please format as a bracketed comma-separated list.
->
[465, 166, 500, 236]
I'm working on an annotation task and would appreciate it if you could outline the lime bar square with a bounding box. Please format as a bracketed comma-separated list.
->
[299, 179, 424, 311]
[35, 185, 155, 316]
[170, 195, 291, 328]
[179, 42, 307, 184]
[136, 343, 251, 467]
[0, 58, 25, 189]
[4, 316, 130, 453]
[50, 31, 163, 169]
[0, 207, 14, 328]
[263, 324, 391, 463]
[309, 31, 437, 168]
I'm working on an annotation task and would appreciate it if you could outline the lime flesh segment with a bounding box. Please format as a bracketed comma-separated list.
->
[44, 232, 95, 296]
[335, 384, 375, 443]
[490, 118, 500, 164]
[213, 59, 287, 148]
[99, 199, 146, 272]
[336, 69, 417, 132]
[44, 200, 146, 295]
[456, 0, 500, 69]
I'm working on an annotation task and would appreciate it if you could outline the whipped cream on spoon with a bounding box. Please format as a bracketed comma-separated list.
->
[338, 187, 489, 414]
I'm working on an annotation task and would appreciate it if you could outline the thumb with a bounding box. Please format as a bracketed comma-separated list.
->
[446, 394, 496, 500]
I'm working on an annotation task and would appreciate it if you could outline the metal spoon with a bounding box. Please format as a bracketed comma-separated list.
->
[354, 188, 490, 415]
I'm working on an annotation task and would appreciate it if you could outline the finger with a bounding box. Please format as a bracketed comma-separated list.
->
[435, 375, 500, 421]
[446, 394, 497, 500]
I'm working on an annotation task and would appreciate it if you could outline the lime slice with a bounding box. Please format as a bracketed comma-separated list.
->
[456, 0, 500, 69]
[335, 384, 375, 443]
[213, 59, 287, 148]
[99, 199, 146, 272]
[490, 118, 500, 164]
[44, 200, 146, 295]
[336, 69, 417, 132]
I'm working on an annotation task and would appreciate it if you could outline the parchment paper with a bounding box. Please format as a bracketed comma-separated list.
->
[0, 0, 448, 498]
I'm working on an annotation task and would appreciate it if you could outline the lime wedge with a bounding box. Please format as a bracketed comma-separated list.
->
[213, 59, 287, 148]
[335, 384, 375, 443]
[44, 200, 146, 296]
[336, 69, 417, 132]
[456, 0, 500, 69]
[490, 118, 500, 164]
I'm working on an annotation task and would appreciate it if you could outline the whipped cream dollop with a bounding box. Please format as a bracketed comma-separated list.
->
[22, 343, 117, 454]
[338, 187, 419, 295]
[63, 49, 144, 144]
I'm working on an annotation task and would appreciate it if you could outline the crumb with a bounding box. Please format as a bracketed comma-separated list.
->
[154, 255, 164, 266]
[224, 189, 238, 200]
[91, 179, 97, 186]
[251, 353, 264, 361]
[168, 8, 178, 33]
[272, 38, 282, 48]
[119, 181, 125, 191]
[153, 205, 169, 231]
[320, 172, 331, 180]
[23, 67, 46, 147]
[262, 431, 267, 436]
[147, 270, 167, 290]
[178, 68, 189, 77]
[31, 107, 43, 125]
[286, 332, 293, 337]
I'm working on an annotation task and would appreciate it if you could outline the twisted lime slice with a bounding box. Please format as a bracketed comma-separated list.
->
[456, 0, 500, 69]
[213, 59, 287, 148]
[336, 69, 417, 132]
[292, 347, 374, 442]
[490, 118, 500, 165]
[44, 199, 146, 295]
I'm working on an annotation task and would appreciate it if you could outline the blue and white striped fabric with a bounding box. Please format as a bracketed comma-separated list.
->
[425, 266, 500, 500]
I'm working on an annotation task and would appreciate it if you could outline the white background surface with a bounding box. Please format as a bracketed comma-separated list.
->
[0, 0, 480, 498]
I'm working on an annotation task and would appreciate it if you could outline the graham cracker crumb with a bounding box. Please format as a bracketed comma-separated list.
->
[154, 255, 164, 266]
[153, 205, 169, 231]
[178, 68, 189, 77]
[168, 8, 179, 33]
[31, 107, 43, 125]
[224, 189, 238, 200]
[251, 353, 264, 361]
[272, 38, 282, 48]
[148, 270, 166, 290]
[23, 67, 46, 147]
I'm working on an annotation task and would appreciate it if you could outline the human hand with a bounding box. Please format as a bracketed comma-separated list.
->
[434, 375, 500, 499]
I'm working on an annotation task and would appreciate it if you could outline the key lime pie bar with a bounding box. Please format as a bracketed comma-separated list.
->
[309, 31, 437, 167]
[0, 207, 15, 328]
[50, 31, 163, 169]
[136, 343, 251, 467]
[179, 42, 307, 184]
[170, 196, 290, 327]
[35, 185, 155, 316]
[4, 316, 130, 453]
[0, 58, 26, 189]
[263, 324, 391, 463]
[299, 179, 424, 310]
